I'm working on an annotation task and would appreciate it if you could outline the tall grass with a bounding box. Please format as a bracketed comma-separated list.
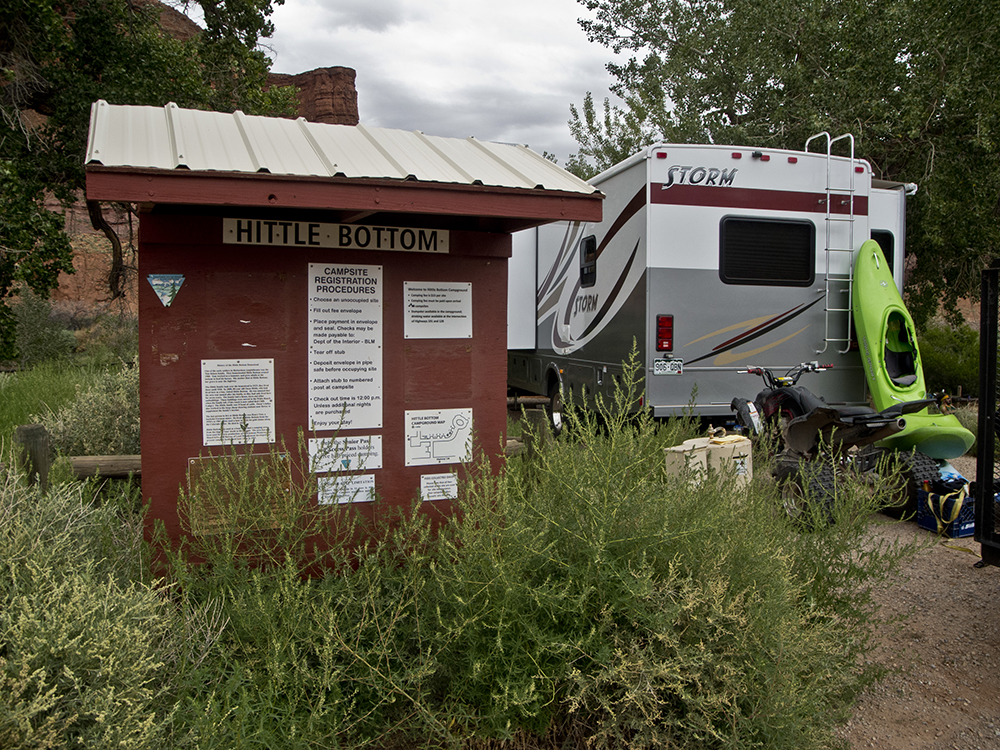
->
[0, 362, 101, 445]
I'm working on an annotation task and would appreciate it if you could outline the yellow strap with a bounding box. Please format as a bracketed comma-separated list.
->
[710, 435, 746, 445]
[943, 543, 978, 555]
[925, 488, 967, 534]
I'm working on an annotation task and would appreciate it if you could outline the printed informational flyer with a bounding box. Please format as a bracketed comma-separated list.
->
[403, 281, 472, 339]
[317, 474, 376, 505]
[308, 263, 383, 430]
[404, 408, 473, 467]
[309, 436, 383, 473]
[201, 358, 275, 446]
[420, 472, 459, 502]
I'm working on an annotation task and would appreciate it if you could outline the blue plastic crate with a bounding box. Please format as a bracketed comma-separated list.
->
[916, 488, 975, 537]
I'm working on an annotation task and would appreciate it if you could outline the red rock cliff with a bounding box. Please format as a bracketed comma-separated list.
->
[268, 67, 359, 125]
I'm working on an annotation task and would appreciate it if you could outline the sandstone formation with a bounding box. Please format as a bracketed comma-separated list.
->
[268, 67, 359, 126]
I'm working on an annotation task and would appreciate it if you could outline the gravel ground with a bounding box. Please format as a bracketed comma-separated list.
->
[840, 456, 1000, 750]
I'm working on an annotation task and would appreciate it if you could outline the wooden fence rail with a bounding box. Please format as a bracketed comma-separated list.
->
[8, 412, 547, 489]
[8, 424, 140, 490]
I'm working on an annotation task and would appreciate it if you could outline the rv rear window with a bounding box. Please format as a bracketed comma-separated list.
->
[871, 230, 895, 275]
[719, 218, 814, 286]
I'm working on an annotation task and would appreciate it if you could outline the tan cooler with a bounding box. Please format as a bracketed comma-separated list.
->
[664, 434, 753, 488]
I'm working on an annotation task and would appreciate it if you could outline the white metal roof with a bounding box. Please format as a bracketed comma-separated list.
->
[85, 100, 596, 195]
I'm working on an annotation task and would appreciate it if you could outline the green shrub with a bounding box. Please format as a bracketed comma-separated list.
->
[73, 310, 139, 367]
[919, 319, 979, 397]
[11, 289, 76, 368]
[37, 363, 140, 455]
[1, 349, 917, 749]
[159, 353, 914, 749]
[0, 471, 176, 749]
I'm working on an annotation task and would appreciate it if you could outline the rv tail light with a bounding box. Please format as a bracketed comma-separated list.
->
[788, 156, 798, 163]
[656, 314, 674, 352]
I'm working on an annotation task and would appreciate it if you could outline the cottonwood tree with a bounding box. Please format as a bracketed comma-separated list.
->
[0, 0, 296, 358]
[570, 0, 1000, 322]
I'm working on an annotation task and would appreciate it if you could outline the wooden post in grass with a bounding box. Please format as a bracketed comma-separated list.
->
[15, 424, 51, 492]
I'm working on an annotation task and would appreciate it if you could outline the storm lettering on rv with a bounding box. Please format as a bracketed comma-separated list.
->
[573, 294, 599, 316]
[662, 165, 738, 189]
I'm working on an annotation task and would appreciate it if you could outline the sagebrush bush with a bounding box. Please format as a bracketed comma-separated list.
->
[37, 362, 140, 455]
[919, 318, 979, 397]
[0, 470, 175, 749]
[158, 351, 914, 749]
[1, 347, 916, 749]
[11, 288, 76, 368]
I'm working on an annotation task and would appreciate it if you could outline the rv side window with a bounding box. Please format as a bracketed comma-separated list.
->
[580, 235, 597, 288]
[871, 231, 895, 275]
[719, 218, 814, 287]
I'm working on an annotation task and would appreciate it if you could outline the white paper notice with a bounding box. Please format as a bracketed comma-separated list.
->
[420, 472, 459, 501]
[317, 474, 376, 505]
[403, 281, 472, 339]
[309, 436, 383, 473]
[404, 408, 473, 467]
[308, 263, 382, 430]
[201, 359, 275, 446]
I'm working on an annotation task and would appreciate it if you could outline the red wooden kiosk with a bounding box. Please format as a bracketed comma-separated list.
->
[84, 101, 602, 543]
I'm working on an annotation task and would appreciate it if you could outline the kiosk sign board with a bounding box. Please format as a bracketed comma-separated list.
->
[134, 213, 512, 541]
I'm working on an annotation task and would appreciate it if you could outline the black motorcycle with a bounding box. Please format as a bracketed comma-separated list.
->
[731, 362, 940, 521]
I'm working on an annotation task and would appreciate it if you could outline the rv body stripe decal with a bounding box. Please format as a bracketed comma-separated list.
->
[597, 187, 647, 259]
[580, 238, 641, 339]
[537, 223, 582, 304]
[712, 304, 807, 349]
[651, 184, 869, 216]
[684, 296, 824, 365]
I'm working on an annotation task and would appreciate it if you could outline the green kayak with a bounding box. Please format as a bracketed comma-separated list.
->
[852, 239, 973, 459]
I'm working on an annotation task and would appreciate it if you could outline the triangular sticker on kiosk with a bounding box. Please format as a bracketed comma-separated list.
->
[148, 274, 185, 307]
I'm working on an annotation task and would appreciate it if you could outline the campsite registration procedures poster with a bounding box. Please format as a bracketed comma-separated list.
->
[308, 263, 383, 430]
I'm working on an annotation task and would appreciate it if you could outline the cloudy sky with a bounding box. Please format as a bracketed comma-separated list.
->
[263, 0, 626, 164]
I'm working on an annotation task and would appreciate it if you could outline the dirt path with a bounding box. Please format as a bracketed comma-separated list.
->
[841, 474, 1000, 749]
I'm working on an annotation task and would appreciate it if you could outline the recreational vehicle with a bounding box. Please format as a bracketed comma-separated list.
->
[507, 134, 914, 424]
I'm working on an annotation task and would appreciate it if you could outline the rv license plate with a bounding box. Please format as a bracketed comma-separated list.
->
[654, 358, 683, 376]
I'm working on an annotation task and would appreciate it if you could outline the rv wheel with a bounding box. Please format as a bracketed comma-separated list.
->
[773, 453, 837, 527]
[547, 383, 563, 435]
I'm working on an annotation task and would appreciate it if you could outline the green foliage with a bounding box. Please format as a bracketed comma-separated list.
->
[0, 162, 74, 360]
[70, 309, 139, 368]
[918, 319, 980, 397]
[11, 288, 76, 368]
[37, 363, 140, 456]
[0, 0, 298, 317]
[0, 362, 99, 446]
[566, 91, 660, 178]
[0, 470, 179, 749]
[156, 354, 913, 748]
[572, 0, 1000, 318]
[1, 354, 917, 748]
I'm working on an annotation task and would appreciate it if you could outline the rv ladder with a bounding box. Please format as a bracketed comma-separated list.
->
[805, 132, 857, 355]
